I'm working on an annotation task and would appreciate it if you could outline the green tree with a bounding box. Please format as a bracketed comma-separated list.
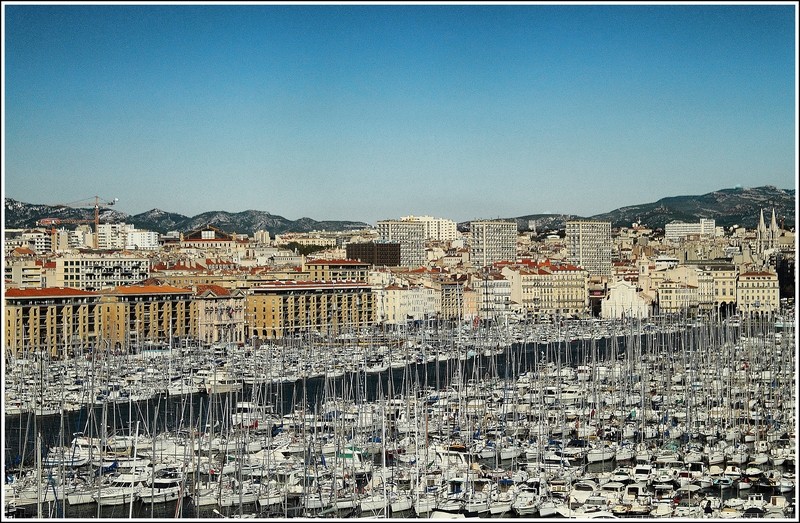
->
[283, 242, 328, 256]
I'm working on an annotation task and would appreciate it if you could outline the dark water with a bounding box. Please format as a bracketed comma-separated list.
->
[6, 335, 632, 465]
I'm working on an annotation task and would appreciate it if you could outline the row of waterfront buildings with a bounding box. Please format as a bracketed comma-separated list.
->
[4, 210, 793, 356]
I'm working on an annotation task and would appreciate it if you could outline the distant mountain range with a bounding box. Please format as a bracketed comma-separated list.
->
[4, 185, 795, 236]
[492, 185, 795, 233]
[3, 201, 373, 237]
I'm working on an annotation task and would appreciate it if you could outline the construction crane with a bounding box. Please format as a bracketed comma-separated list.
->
[42, 196, 119, 249]
[36, 217, 100, 227]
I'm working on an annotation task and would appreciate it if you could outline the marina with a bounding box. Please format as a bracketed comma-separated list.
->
[3, 313, 796, 519]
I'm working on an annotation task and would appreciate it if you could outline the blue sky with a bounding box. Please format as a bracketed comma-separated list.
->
[3, 3, 797, 224]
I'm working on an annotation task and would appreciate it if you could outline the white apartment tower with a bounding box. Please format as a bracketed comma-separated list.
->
[125, 230, 161, 250]
[664, 219, 716, 241]
[96, 223, 128, 250]
[566, 220, 612, 278]
[400, 215, 459, 241]
[469, 220, 517, 268]
[97, 223, 160, 250]
[376, 220, 426, 267]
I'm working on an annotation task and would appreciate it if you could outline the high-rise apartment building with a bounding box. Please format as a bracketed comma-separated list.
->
[469, 220, 517, 269]
[96, 223, 128, 250]
[399, 215, 459, 241]
[566, 220, 612, 278]
[376, 220, 426, 267]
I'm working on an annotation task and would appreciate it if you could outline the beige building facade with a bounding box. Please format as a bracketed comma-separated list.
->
[4, 283, 195, 357]
[304, 259, 370, 282]
[195, 285, 247, 345]
[469, 220, 517, 268]
[566, 220, 612, 278]
[657, 280, 699, 314]
[501, 261, 588, 318]
[52, 253, 150, 291]
[102, 284, 195, 349]
[246, 281, 374, 339]
[4, 287, 102, 358]
[736, 271, 780, 315]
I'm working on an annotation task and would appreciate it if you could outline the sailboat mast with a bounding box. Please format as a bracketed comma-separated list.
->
[36, 432, 42, 519]
[128, 420, 140, 518]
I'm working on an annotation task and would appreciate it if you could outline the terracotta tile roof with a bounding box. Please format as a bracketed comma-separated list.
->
[110, 284, 192, 295]
[549, 264, 583, 272]
[5, 287, 98, 298]
[196, 284, 232, 296]
[206, 258, 235, 265]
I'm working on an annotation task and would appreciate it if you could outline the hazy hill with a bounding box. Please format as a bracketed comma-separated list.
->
[4, 185, 795, 235]
[589, 185, 795, 230]
[512, 186, 795, 232]
[3, 200, 371, 236]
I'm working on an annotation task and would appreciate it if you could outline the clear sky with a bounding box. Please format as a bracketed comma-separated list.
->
[3, 2, 797, 224]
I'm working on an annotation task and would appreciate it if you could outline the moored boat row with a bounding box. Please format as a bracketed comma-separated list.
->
[5, 313, 795, 519]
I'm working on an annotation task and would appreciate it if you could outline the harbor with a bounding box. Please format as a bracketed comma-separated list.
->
[3, 313, 796, 519]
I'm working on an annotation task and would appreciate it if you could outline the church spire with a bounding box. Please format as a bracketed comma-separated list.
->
[769, 208, 780, 250]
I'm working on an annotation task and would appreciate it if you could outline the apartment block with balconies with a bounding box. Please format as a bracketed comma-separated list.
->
[469, 220, 517, 269]
[376, 220, 426, 268]
[566, 220, 612, 278]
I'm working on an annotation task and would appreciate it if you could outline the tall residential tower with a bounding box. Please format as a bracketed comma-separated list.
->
[376, 220, 426, 268]
[469, 220, 517, 268]
[566, 220, 612, 278]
